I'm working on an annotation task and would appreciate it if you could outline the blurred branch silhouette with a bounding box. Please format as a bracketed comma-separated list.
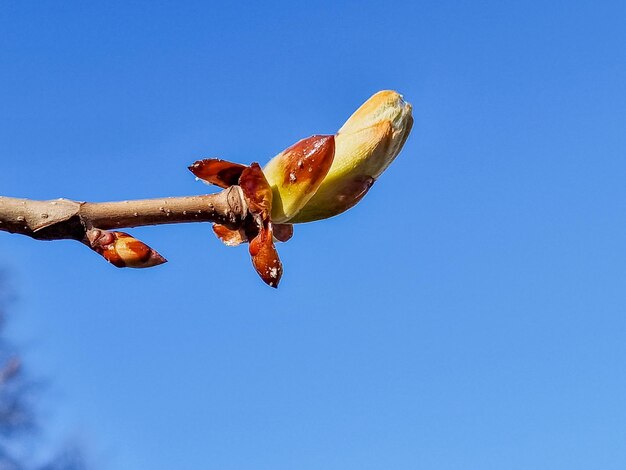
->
[0, 275, 89, 470]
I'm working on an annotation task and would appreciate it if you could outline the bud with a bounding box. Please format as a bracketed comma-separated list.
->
[86, 229, 167, 268]
[289, 90, 413, 223]
[262, 135, 335, 223]
[185, 91, 412, 287]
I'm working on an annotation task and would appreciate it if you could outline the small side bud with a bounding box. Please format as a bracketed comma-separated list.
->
[86, 229, 166, 268]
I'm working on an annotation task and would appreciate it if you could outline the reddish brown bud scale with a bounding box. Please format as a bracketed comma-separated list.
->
[249, 224, 283, 288]
[189, 159, 247, 188]
[293, 175, 375, 223]
[212, 223, 247, 246]
[278, 135, 335, 187]
[239, 163, 273, 217]
[272, 223, 294, 242]
[190, 160, 284, 287]
[238, 164, 284, 287]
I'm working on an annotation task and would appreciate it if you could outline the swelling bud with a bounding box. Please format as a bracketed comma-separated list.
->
[290, 90, 413, 223]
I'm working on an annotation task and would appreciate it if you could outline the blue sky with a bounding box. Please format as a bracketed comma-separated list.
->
[1, 0, 626, 468]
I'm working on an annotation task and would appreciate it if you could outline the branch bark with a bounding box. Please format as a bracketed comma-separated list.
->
[0, 186, 248, 242]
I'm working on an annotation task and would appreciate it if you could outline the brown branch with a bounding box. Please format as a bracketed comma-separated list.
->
[0, 186, 248, 242]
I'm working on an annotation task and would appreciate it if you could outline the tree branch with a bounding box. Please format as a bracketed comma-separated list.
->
[0, 186, 248, 242]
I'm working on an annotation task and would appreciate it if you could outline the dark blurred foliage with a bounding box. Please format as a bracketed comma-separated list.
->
[0, 275, 90, 470]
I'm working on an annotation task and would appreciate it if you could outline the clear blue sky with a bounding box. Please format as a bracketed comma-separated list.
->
[1, 1, 625, 468]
